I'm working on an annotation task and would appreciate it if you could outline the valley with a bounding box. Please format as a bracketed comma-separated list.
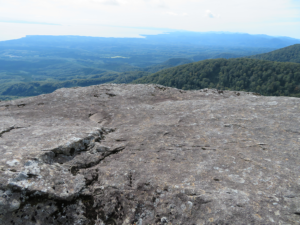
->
[0, 32, 299, 100]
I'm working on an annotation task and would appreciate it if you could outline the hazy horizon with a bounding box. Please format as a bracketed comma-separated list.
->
[1, 29, 300, 43]
[1, 0, 300, 41]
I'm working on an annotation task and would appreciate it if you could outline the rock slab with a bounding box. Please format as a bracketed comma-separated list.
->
[0, 84, 300, 225]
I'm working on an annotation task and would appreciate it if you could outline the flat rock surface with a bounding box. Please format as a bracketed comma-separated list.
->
[0, 84, 300, 225]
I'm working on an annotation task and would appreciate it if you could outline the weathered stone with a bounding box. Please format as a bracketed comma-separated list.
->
[0, 84, 300, 224]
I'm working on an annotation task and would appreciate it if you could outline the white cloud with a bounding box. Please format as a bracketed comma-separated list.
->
[165, 11, 188, 16]
[90, 0, 120, 5]
[102, 0, 120, 5]
[166, 12, 178, 16]
[204, 10, 219, 18]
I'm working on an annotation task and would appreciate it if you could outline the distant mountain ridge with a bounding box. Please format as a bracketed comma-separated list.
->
[142, 32, 300, 48]
[1, 31, 299, 49]
[248, 44, 300, 63]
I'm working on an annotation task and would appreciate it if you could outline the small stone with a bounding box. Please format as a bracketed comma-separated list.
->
[187, 201, 193, 210]
[181, 204, 186, 211]
[0, 197, 7, 206]
[6, 159, 20, 167]
[161, 217, 168, 223]
[9, 199, 20, 211]
[96, 146, 110, 153]
[14, 172, 28, 181]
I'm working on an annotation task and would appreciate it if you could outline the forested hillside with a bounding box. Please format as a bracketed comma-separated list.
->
[132, 58, 300, 97]
[249, 44, 300, 63]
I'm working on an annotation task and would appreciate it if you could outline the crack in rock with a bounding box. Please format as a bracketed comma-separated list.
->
[0, 125, 24, 138]
[39, 128, 115, 165]
[70, 145, 126, 176]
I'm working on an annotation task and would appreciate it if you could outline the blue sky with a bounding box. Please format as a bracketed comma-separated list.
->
[0, 0, 300, 41]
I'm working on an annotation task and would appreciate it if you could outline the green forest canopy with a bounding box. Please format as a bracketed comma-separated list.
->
[132, 58, 300, 97]
[249, 44, 300, 63]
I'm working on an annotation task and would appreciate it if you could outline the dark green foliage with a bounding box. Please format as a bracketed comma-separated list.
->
[249, 44, 300, 63]
[132, 58, 300, 97]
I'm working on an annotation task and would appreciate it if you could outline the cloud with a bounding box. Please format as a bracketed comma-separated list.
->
[165, 11, 188, 17]
[204, 10, 219, 19]
[166, 11, 178, 16]
[0, 20, 59, 25]
[102, 0, 119, 5]
[90, 0, 120, 5]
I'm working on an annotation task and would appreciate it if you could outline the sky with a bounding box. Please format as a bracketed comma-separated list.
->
[0, 0, 300, 41]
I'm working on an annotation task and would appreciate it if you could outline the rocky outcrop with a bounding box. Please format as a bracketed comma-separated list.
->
[0, 84, 300, 225]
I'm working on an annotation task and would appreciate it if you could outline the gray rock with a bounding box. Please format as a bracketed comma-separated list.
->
[0, 84, 300, 224]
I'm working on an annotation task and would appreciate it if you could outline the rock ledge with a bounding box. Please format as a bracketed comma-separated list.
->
[0, 84, 300, 224]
